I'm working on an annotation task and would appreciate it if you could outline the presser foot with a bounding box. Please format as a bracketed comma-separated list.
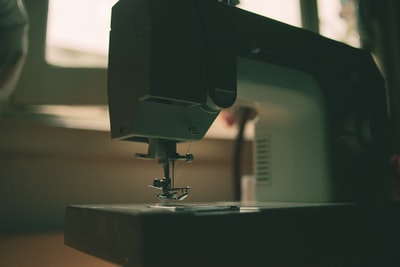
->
[136, 139, 193, 201]
[148, 177, 190, 200]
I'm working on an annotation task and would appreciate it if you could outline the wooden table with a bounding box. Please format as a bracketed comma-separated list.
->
[64, 202, 400, 267]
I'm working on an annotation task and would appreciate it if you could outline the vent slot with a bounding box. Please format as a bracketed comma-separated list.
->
[255, 136, 271, 182]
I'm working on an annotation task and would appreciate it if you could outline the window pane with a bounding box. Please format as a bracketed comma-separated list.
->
[46, 0, 117, 67]
[318, 0, 360, 47]
[238, 0, 301, 27]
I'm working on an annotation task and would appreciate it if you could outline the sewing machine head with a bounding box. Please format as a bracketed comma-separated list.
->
[107, 0, 389, 203]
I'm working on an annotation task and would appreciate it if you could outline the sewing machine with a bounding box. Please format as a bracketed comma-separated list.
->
[105, 0, 388, 203]
[64, 1, 398, 266]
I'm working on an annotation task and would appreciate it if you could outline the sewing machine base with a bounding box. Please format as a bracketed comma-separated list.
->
[64, 202, 400, 267]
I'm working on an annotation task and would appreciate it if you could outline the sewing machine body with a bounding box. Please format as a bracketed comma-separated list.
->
[237, 58, 332, 202]
[107, 0, 389, 203]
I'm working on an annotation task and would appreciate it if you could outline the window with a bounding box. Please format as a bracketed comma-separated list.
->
[238, 0, 301, 27]
[318, 0, 360, 47]
[46, 0, 117, 67]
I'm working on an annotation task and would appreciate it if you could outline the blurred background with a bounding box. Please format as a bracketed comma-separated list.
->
[1, 0, 399, 266]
